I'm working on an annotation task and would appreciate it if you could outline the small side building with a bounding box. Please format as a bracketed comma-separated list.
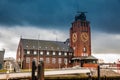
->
[0, 49, 5, 69]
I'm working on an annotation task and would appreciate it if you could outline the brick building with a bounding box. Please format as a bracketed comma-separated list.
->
[17, 39, 73, 69]
[70, 12, 98, 67]
[16, 12, 97, 69]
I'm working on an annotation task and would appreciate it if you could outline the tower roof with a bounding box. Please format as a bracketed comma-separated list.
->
[75, 12, 87, 21]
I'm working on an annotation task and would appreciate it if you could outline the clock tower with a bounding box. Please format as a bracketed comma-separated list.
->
[70, 12, 91, 57]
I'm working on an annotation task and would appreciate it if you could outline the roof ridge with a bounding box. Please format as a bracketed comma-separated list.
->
[21, 38, 64, 43]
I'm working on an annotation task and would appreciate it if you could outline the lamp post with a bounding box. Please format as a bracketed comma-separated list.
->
[37, 34, 40, 64]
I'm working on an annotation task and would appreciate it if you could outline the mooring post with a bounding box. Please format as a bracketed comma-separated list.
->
[37, 60, 44, 80]
[39, 60, 44, 80]
[98, 64, 100, 80]
[37, 62, 41, 80]
[32, 60, 37, 80]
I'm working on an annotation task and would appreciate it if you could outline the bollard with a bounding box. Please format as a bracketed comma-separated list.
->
[37, 63, 41, 80]
[32, 60, 37, 80]
[97, 65, 100, 80]
[37, 60, 44, 80]
[104, 75, 106, 80]
[40, 60, 44, 80]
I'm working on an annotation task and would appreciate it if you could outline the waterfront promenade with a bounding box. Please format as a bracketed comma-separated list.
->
[0, 68, 120, 79]
[0, 68, 90, 79]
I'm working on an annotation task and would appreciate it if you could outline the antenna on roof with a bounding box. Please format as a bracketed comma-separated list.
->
[55, 32, 58, 42]
[37, 34, 40, 62]
[53, 31, 58, 42]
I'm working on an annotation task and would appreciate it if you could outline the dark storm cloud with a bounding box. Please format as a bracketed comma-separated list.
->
[0, 0, 76, 28]
[0, 0, 120, 33]
[89, 0, 120, 34]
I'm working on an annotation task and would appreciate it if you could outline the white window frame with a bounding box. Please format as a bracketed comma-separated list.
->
[40, 58, 43, 61]
[27, 50, 30, 54]
[26, 57, 30, 63]
[40, 51, 43, 55]
[34, 51, 37, 55]
[46, 58, 50, 64]
[52, 58, 56, 64]
[64, 52, 67, 56]
[64, 58, 67, 65]
[58, 58, 62, 64]
[46, 51, 49, 55]
[53, 51, 56, 55]
[58, 52, 61, 55]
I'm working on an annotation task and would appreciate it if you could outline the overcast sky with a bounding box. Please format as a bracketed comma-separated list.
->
[0, 0, 120, 62]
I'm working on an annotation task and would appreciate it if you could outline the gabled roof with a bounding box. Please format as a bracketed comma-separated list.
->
[20, 38, 73, 52]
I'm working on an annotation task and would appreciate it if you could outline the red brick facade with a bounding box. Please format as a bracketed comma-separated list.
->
[70, 14, 91, 57]
[16, 12, 97, 69]
[16, 39, 73, 69]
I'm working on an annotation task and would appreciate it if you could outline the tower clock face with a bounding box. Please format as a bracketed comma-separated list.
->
[72, 33, 77, 42]
[80, 32, 89, 42]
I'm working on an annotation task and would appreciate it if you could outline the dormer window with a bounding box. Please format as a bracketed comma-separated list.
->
[40, 51, 43, 55]
[53, 52, 55, 55]
[64, 52, 67, 56]
[34, 51, 37, 55]
[27, 50, 30, 54]
[46, 51, 49, 55]
[58, 52, 61, 55]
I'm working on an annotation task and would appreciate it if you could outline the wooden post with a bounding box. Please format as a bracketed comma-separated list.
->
[98, 65, 100, 80]
[32, 60, 37, 80]
[37, 63, 40, 80]
[37, 60, 44, 80]
[40, 60, 44, 80]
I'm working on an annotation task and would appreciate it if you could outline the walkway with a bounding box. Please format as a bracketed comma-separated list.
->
[0, 68, 90, 79]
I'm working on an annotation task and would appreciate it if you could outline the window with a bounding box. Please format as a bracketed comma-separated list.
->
[27, 50, 30, 54]
[52, 58, 56, 64]
[40, 58, 43, 61]
[46, 51, 49, 55]
[26, 57, 30, 63]
[33, 58, 37, 62]
[64, 52, 67, 56]
[34, 51, 37, 55]
[69, 53, 72, 56]
[40, 51, 43, 55]
[58, 58, 62, 64]
[53, 52, 56, 55]
[64, 58, 67, 64]
[58, 52, 61, 55]
[46, 58, 50, 64]
[83, 47, 86, 52]
[82, 53, 88, 56]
